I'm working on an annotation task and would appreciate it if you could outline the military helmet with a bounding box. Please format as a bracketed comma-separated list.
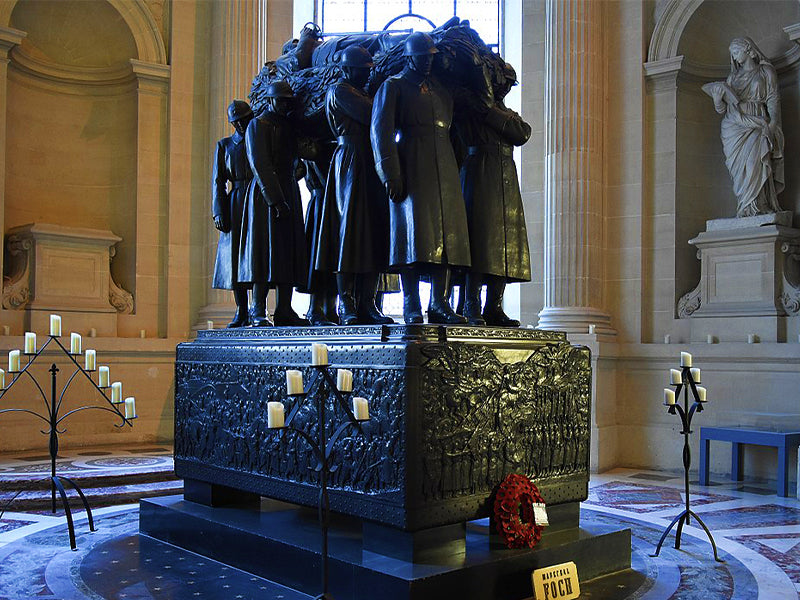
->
[340, 46, 374, 68]
[503, 63, 519, 86]
[227, 100, 253, 123]
[403, 32, 438, 57]
[265, 80, 294, 98]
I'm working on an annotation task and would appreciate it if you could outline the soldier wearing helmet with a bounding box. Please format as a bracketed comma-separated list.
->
[314, 45, 394, 326]
[370, 31, 471, 325]
[238, 80, 310, 326]
[454, 59, 531, 327]
[211, 100, 254, 327]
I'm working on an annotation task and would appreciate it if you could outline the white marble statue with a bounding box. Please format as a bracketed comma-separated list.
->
[702, 37, 784, 218]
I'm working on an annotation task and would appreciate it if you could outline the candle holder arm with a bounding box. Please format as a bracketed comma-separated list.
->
[318, 368, 362, 430]
[325, 420, 362, 465]
[281, 424, 324, 465]
[285, 393, 309, 429]
[0, 407, 50, 426]
[56, 404, 130, 428]
[55, 367, 82, 414]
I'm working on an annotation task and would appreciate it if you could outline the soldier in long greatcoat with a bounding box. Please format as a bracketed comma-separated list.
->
[212, 100, 254, 327]
[239, 81, 309, 326]
[322, 46, 393, 325]
[456, 64, 531, 327]
[370, 32, 470, 325]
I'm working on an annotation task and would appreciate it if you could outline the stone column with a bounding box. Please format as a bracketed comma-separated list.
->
[0, 27, 25, 310]
[537, 0, 614, 335]
[198, 0, 265, 328]
[129, 59, 170, 338]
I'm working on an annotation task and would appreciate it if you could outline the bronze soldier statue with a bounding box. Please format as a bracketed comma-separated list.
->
[370, 32, 471, 325]
[324, 46, 393, 325]
[212, 100, 254, 327]
[303, 152, 339, 326]
[239, 81, 309, 326]
[456, 63, 531, 327]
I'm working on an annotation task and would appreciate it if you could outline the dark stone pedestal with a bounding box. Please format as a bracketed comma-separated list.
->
[140, 495, 631, 600]
[174, 325, 592, 531]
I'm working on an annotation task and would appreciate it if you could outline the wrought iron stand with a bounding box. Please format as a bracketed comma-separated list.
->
[271, 364, 366, 600]
[0, 334, 135, 550]
[652, 365, 723, 562]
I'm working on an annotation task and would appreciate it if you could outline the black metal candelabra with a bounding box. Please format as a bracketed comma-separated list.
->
[652, 364, 723, 562]
[271, 364, 367, 600]
[0, 334, 135, 550]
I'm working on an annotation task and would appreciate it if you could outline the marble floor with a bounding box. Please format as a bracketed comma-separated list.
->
[0, 449, 798, 599]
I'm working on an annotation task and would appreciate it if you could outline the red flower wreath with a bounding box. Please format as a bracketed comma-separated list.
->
[493, 473, 546, 549]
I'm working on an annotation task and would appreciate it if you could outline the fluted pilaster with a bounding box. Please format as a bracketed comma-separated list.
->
[537, 0, 614, 335]
[200, 1, 265, 324]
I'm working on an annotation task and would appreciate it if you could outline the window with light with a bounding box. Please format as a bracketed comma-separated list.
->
[316, 0, 502, 52]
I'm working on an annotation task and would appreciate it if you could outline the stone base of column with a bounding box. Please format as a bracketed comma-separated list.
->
[195, 300, 238, 331]
[536, 306, 616, 336]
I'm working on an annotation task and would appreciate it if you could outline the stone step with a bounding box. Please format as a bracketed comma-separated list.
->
[0, 462, 176, 491]
[1, 479, 183, 513]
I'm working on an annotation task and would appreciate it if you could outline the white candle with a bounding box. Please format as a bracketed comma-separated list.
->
[98, 366, 110, 387]
[24, 332, 36, 354]
[663, 388, 676, 406]
[207, 320, 214, 330]
[89, 328, 97, 338]
[286, 369, 304, 395]
[707, 335, 714, 344]
[111, 381, 122, 403]
[690, 367, 701, 383]
[85, 349, 96, 371]
[680, 352, 692, 367]
[696, 386, 707, 402]
[124, 397, 137, 419]
[0, 368, 5, 389]
[664, 334, 671, 344]
[49, 315, 61, 337]
[588, 324, 596, 334]
[747, 333, 756, 344]
[311, 343, 328, 366]
[353, 396, 369, 420]
[139, 329, 146, 338]
[8, 350, 20, 372]
[337, 369, 353, 392]
[267, 401, 285, 428]
[70, 332, 81, 355]
[669, 369, 681, 385]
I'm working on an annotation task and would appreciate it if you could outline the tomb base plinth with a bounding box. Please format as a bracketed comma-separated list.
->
[140, 495, 631, 600]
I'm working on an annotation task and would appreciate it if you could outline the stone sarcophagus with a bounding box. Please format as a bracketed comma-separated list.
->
[174, 325, 591, 531]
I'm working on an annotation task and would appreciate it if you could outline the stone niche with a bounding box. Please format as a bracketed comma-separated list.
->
[2, 223, 133, 335]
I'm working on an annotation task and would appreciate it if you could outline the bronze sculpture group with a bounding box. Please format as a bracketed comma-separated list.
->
[212, 19, 531, 328]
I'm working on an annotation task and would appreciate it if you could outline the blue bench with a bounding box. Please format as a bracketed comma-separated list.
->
[699, 426, 800, 497]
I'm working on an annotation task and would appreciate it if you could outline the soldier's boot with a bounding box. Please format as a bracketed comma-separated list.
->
[323, 288, 340, 325]
[428, 268, 467, 325]
[273, 285, 309, 326]
[483, 276, 520, 327]
[357, 273, 394, 325]
[337, 273, 359, 326]
[227, 285, 250, 328]
[454, 282, 466, 316]
[306, 293, 336, 326]
[400, 271, 423, 324]
[249, 283, 273, 327]
[463, 274, 486, 326]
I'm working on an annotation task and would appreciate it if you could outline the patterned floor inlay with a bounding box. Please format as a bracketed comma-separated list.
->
[0, 460, 797, 599]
